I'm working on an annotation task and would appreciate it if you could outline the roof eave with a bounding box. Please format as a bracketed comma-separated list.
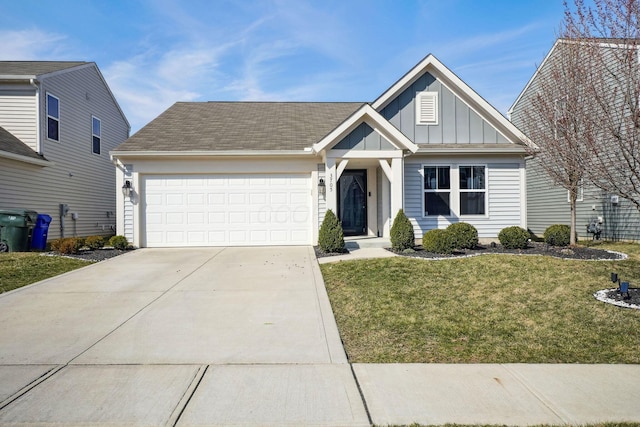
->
[0, 150, 51, 166]
[110, 149, 317, 160]
[416, 145, 529, 154]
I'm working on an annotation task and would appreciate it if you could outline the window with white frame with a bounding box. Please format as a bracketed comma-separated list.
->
[459, 166, 486, 215]
[92, 116, 101, 155]
[47, 93, 59, 141]
[567, 180, 584, 202]
[424, 166, 451, 216]
[416, 91, 438, 125]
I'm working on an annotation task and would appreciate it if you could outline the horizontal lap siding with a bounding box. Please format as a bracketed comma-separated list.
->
[404, 159, 523, 239]
[0, 66, 128, 239]
[0, 89, 38, 151]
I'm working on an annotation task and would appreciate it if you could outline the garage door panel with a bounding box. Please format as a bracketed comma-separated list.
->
[143, 174, 311, 247]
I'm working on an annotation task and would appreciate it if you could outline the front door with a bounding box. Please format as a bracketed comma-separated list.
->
[338, 170, 367, 236]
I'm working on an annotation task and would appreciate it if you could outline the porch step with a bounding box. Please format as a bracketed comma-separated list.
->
[344, 237, 391, 249]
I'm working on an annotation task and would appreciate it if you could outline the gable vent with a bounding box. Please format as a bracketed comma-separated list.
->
[416, 91, 438, 125]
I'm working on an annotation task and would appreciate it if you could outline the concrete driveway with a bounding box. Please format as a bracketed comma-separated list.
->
[0, 247, 369, 426]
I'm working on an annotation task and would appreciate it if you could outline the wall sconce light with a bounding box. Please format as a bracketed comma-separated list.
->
[122, 180, 133, 197]
[318, 178, 326, 196]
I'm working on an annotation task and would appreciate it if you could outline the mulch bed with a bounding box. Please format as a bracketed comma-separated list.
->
[45, 248, 131, 262]
[594, 288, 640, 310]
[389, 241, 625, 261]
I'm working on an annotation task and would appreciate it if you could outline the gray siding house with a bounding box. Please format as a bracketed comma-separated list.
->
[111, 55, 532, 248]
[0, 62, 130, 240]
[509, 40, 640, 241]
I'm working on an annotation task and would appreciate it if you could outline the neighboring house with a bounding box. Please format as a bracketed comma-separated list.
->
[110, 54, 531, 248]
[509, 40, 640, 241]
[0, 61, 130, 240]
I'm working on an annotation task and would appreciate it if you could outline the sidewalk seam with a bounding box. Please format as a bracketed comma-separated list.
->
[166, 365, 208, 427]
[0, 365, 65, 411]
[349, 363, 373, 427]
[501, 364, 569, 424]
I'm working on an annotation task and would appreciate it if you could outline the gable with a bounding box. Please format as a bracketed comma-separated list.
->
[380, 71, 511, 145]
[333, 122, 395, 151]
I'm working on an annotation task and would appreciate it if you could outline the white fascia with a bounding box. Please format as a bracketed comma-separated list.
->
[0, 150, 51, 166]
[110, 150, 316, 160]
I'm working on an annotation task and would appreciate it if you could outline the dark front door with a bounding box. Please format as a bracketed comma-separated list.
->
[338, 170, 367, 236]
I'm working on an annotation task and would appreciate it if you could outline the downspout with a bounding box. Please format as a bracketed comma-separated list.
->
[29, 79, 41, 154]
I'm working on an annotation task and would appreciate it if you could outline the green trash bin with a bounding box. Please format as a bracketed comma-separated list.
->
[0, 209, 38, 252]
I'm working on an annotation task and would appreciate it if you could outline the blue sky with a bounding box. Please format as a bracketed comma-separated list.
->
[0, 0, 565, 133]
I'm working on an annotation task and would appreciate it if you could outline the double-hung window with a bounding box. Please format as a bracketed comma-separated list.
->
[92, 116, 101, 155]
[424, 166, 451, 216]
[47, 93, 60, 141]
[459, 166, 486, 215]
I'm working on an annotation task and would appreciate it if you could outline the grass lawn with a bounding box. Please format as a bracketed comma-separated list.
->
[321, 242, 640, 364]
[0, 252, 92, 294]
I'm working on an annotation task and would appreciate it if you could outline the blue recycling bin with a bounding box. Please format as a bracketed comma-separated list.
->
[31, 214, 52, 251]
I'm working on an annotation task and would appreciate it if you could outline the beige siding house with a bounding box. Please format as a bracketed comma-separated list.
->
[111, 55, 532, 248]
[0, 62, 130, 240]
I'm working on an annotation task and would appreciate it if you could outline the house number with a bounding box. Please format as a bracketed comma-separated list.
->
[329, 173, 334, 192]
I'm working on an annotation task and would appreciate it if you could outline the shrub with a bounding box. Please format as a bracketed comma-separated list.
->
[447, 222, 478, 249]
[50, 237, 84, 255]
[85, 235, 106, 250]
[422, 229, 454, 254]
[390, 209, 415, 251]
[544, 224, 571, 247]
[318, 210, 345, 253]
[108, 235, 129, 250]
[498, 226, 530, 249]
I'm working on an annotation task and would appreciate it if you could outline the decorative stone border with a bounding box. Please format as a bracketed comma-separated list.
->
[593, 288, 640, 310]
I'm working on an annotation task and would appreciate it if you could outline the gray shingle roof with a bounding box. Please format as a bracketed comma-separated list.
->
[0, 126, 44, 160]
[116, 102, 365, 152]
[0, 61, 89, 77]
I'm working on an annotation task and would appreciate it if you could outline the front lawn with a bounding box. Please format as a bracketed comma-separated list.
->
[321, 242, 640, 363]
[0, 253, 92, 294]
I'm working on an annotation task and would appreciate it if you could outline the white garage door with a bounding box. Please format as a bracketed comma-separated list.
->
[143, 174, 311, 247]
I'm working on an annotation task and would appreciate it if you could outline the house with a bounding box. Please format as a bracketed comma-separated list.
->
[508, 40, 640, 241]
[0, 61, 130, 241]
[110, 54, 531, 248]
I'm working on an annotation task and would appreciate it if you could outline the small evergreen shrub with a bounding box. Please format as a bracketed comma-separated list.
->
[318, 210, 346, 253]
[544, 224, 571, 246]
[422, 229, 454, 254]
[498, 226, 530, 249]
[390, 209, 415, 251]
[50, 237, 84, 255]
[85, 235, 106, 250]
[108, 235, 129, 250]
[447, 222, 478, 249]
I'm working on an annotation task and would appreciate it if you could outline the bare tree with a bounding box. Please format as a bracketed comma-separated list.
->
[564, 0, 640, 212]
[521, 37, 596, 245]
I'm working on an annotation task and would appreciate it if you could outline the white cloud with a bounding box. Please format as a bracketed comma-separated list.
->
[0, 29, 71, 60]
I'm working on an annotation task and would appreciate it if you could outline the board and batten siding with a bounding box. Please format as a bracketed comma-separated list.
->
[404, 157, 524, 239]
[381, 72, 511, 145]
[0, 65, 129, 240]
[0, 87, 38, 151]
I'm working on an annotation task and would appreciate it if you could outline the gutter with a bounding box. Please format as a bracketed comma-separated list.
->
[29, 78, 41, 154]
[110, 150, 317, 159]
[0, 150, 51, 166]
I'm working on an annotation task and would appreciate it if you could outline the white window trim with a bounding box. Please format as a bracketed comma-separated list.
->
[46, 93, 60, 142]
[459, 164, 488, 217]
[421, 163, 489, 219]
[91, 115, 101, 155]
[416, 91, 439, 125]
[567, 181, 584, 202]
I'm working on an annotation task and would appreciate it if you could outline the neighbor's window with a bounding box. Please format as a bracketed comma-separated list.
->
[567, 180, 584, 202]
[47, 93, 60, 141]
[416, 91, 438, 125]
[459, 166, 486, 215]
[424, 166, 450, 216]
[92, 116, 101, 155]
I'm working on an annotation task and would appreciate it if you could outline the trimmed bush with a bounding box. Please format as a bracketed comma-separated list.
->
[50, 237, 84, 255]
[447, 222, 478, 249]
[108, 235, 129, 250]
[85, 235, 106, 250]
[498, 226, 530, 249]
[422, 229, 454, 254]
[390, 209, 415, 251]
[544, 224, 571, 247]
[318, 210, 346, 253]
